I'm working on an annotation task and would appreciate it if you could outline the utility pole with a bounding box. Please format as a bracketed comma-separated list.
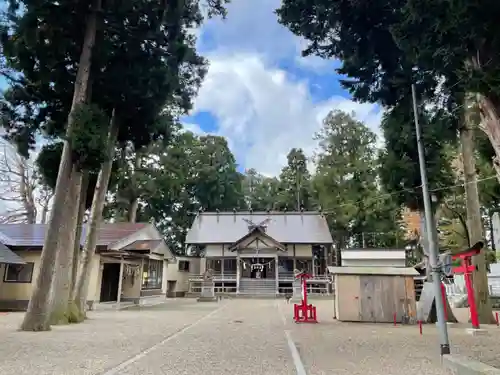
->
[411, 84, 451, 355]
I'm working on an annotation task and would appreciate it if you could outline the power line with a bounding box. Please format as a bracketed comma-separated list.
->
[320, 175, 498, 215]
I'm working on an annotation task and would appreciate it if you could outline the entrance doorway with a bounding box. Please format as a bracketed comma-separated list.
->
[100, 263, 121, 302]
[166, 280, 177, 297]
[251, 263, 267, 279]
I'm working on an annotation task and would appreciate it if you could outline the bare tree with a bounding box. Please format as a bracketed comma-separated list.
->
[0, 140, 53, 224]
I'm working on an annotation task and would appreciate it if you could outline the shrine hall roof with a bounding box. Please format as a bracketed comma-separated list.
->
[185, 211, 333, 244]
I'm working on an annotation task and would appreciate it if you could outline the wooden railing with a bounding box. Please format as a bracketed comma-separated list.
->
[188, 272, 237, 281]
[189, 272, 331, 282]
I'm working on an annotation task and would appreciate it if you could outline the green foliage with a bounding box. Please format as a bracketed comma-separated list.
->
[276, 148, 313, 210]
[242, 169, 281, 211]
[311, 110, 404, 247]
[0, 0, 214, 158]
[105, 127, 244, 253]
[35, 143, 63, 190]
[276, 0, 432, 107]
[69, 104, 109, 172]
[393, 0, 500, 99]
[36, 141, 119, 209]
[378, 101, 456, 211]
[276, 0, 500, 112]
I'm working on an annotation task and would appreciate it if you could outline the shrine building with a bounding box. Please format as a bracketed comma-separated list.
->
[185, 210, 334, 296]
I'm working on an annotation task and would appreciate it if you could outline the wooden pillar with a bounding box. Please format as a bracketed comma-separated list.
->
[236, 253, 240, 294]
[221, 244, 225, 279]
[312, 255, 316, 277]
[117, 257, 124, 304]
[323, 246, 328, 272]
[275, 253, 279, 294]
[293, 244, 297, 271]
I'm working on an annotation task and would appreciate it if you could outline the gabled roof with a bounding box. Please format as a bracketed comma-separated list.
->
[0, 242, 26, 264]
[228, 226, 286, 252]
[186, 211, 333, 244]
[0, 223, 148, 247]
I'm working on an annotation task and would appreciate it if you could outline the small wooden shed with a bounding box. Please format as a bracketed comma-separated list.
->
[328, 266, 418, 323]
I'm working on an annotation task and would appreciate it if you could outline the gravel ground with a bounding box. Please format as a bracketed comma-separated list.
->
[0, 299, 498, 375]
[0, 299, 219, 375]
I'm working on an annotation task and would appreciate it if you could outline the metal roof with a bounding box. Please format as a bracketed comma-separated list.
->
[0, 223, 148, 247]
[327, 266, 419, 276]
[185, 211, 333, 244]
[0, 242, 26, 264]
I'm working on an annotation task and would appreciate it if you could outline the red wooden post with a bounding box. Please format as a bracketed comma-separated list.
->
[452, 243, 483, 330]
[495, 312, 499, 326]
[302, 273, 308, 307]
[440, 282, 447, 320]
[293, 272, 318, 323]
[464, 262, 479, 329]
[418, 320, 422, 335]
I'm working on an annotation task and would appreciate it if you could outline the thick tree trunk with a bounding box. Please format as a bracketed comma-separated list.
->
[40, 203, 49, 224]
[71, 173, 89, 293]
[418, 212, 429, 274]
[460, 122, 495, 324]
[128, 199, 139, 223]
[20, 1, 100, 331]
[477, 94, 500, 183]
[74, 111, 119, 315]
[127, 153, 141, 222]
[49, 167, 83, 325]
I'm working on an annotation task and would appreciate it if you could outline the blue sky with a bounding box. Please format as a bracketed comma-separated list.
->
[183, 0, 382, 175]
[0, 0, 382, 176]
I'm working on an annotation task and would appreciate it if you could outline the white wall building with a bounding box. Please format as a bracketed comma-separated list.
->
[340, 248, 406, 268]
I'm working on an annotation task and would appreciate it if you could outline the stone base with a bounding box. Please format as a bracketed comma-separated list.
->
[443, 354, 500, 374]
[435, 322, 458, 328]
[197, 296, 218, 302]
[466, 328, 488, 336]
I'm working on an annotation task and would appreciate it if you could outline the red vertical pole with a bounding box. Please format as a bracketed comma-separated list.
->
[442, 284, 447, 320]
[495, 312, 499, 326]
[464, 259, 480, 329]
[418, 320, 422, 335]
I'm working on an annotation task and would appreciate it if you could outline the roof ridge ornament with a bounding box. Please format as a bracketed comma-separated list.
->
[242, 217, 272, 232]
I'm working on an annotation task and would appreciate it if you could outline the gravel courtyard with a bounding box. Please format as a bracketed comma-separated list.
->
[0, 299, 498, 375]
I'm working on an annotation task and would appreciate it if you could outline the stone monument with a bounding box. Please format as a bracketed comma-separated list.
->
[291, 269, 304, 302]
[197, 269, 217, 302]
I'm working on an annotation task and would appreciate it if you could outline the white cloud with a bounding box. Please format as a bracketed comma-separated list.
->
[182, 122, 206, 135]
[189, 0, 383, 176]
[198, 0, 294, 62]
[193, 53, 382, 176]
[199, 0, 341, 72]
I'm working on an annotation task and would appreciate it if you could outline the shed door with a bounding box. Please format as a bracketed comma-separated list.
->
[336, 275, 361, 321]
[360, 276, 400, 323]
[392, 276, 407, 322]
[359, 276, 376, 322]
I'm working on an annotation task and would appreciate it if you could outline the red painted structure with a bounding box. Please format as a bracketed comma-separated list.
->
[293, 272, 318, 323]
[451, 241, 483, 329]
[440, 282, 447, 319]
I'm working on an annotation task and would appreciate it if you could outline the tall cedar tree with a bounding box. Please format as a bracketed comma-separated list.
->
[1, 0, 229, 330]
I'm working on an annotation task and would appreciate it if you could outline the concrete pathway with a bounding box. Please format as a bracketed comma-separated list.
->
[1, 299, 498, 375]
